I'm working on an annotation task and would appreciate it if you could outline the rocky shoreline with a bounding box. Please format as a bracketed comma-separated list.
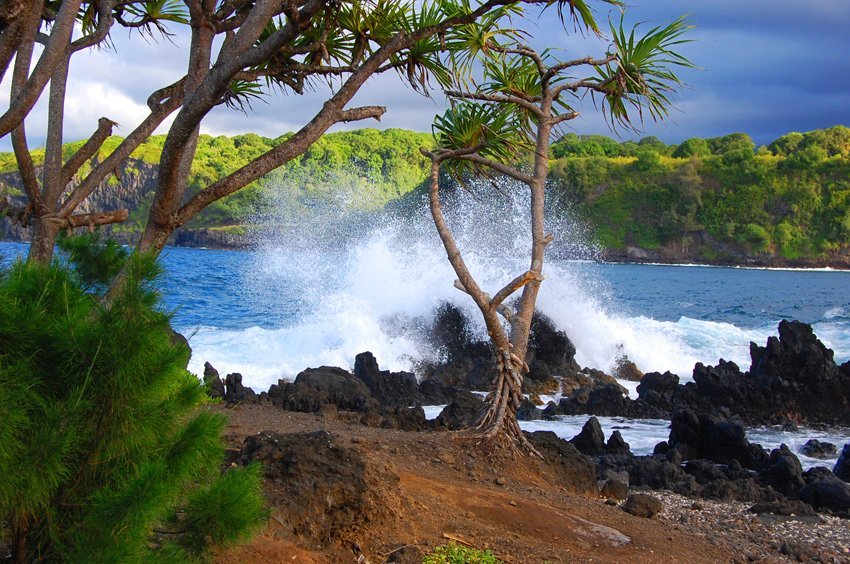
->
[198, 309, 849, 562]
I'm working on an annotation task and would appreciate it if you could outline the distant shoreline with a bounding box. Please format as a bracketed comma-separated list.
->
[3, 236, 850, 271]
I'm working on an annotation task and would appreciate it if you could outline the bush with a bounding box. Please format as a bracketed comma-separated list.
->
[423, 542, 502, 564]
[0, 254, 266, 561]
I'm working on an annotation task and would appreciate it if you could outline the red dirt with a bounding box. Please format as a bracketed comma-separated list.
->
[213, 402, 743, 563]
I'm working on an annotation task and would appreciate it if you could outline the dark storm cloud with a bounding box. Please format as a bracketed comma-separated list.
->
[2, 0, 848, 151]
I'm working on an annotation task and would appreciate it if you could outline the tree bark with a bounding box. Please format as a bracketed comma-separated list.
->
[27, 216, 60, 263]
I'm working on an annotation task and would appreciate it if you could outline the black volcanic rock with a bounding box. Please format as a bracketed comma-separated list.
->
[799, 439, 837, 460]
[570, 417, 606, 455]
[224, 372, 257, 403]
[834, 443, 850, 482]
[203, 361, 225, 399]
[668, 410, 767, 470]
[281, 366, 377, 413]
[353, 351, 420, 408]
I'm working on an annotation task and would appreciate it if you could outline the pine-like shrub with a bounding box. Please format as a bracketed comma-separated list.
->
[0, 254, 266, 562]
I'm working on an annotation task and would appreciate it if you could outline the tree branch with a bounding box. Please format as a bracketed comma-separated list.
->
[61, 117, 118, 186]
[70, 0, 115, 52]
[545, 54, 615, 81]
[59, 93, 183, 218]
[0, 0, 83, 137]
[552, 75, 616, 99]
[454, 153, 535, 185]
[65, 209, 129, 229]
[553, 110, 580, 124]
[490, 270, 544, 308]
[444, 89, 543, 117]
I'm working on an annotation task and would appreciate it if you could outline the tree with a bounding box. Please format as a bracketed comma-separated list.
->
[3, 0, 558, 268]
[1, 1, 187, 263]
[421, 13, 692, 448]
[130, 0, 538, 262]
[0, 247, 266, 562]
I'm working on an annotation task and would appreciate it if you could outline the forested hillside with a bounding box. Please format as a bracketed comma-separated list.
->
[2, 126, 849, 266]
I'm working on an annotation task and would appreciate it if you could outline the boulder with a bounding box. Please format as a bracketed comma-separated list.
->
[606, 430, 631, 455]
[798, 473, 850, 514]
[224, 372, 257, 404]
[635, 371, 680, 409]
[600, 478, 629, 500]
[374, 406, 431, 432]
[282, 366, 376, 413]
[203, 361, 225, 399]
[834, 443, 850, 482]
[763, 445, 805, 495]
[668, 410, 767, 470]
[516, 398, 542, 421]
[570, 417, 606, 455]
[353, 352, 420, 408]
[434, 392, 485, 430]
[621, 494, 663, 518]
[799, 439, 837, 460]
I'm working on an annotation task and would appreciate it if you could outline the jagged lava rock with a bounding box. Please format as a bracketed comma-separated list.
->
[353, 351, 420, 408]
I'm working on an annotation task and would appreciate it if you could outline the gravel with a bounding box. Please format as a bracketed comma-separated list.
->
[653, 490, 850, 563]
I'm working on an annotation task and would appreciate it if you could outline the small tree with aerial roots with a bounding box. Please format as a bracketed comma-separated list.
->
[422, 7, 694, 452]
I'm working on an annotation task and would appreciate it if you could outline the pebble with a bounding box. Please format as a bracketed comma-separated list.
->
[653, 490, 850, 562]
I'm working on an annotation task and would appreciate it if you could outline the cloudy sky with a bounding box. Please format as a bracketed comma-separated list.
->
[2, 0, 849, 152]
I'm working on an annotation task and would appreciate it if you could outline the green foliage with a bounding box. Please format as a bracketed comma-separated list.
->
[56, 231, 130, 292]
[0, 256, 266, 561]
[423, 542, 502, 564]
[597, 16, 694, 128]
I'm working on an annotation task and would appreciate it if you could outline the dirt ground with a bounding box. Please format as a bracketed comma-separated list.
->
[210, 402, 787, 564]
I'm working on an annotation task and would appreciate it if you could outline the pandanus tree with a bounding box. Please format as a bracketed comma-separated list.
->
[422, 15, 693, 449]
[2, 0, 547, 268]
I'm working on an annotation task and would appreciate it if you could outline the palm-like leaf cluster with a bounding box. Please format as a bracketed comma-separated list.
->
[433, 102, 528, 179]
[595, 15, 694, 128]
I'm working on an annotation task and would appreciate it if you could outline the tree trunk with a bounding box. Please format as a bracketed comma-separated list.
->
[13, 519, 27, 563]
[27, 217, 59, 263]
[476, 345, 528, 446]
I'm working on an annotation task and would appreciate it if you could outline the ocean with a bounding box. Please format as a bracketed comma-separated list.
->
[2, 216, 849, 468]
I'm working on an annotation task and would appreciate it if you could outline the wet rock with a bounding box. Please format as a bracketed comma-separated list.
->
[613, 355, 643, 382]
[764, 445, 805, 495]
[525, 431, 597, 494]
[570, 417, 606, 455]
[236, 430, 376, 546]
[621, 493, 663, 518]
[834, 443, 850, 482]
[798, 472, 850, 514]
[668, 410, 767, 470]
[635, 371, 680, 409]
[203, 361, 225, 399]
[434, 391, 485, 430]
[606, 430, 631, 455]
[282, 367, 377, 413]
[799, 438, 837, 460]
[224, 372, 257, 404]
[353, 352, 420, 408]
[516, 398, 543, 421]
